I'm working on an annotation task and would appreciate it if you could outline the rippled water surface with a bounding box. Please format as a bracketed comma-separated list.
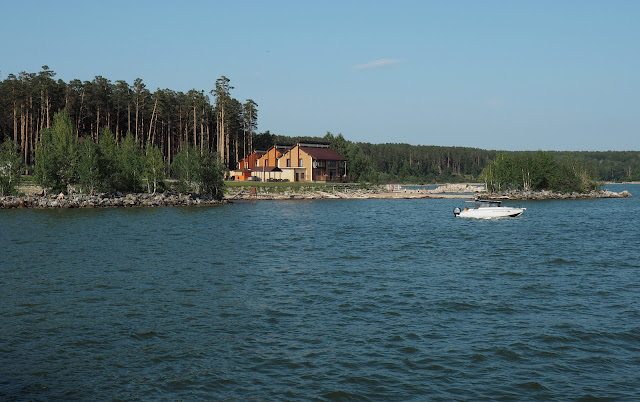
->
[2, 185, 640, 400]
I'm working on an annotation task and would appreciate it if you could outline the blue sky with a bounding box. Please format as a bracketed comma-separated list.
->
[1, 0, 638, 151]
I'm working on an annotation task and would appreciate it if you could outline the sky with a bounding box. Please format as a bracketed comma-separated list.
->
[1, 0, 639, 151]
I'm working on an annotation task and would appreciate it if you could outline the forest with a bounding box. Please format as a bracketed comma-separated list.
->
[1, 66, 639, 196]
[0, 66, 255, 171]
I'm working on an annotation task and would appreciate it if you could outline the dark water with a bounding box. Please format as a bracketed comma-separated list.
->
[2, 185, 639, 400]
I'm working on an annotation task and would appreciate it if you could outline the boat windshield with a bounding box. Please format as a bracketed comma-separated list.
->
[475, 200, 502, 208]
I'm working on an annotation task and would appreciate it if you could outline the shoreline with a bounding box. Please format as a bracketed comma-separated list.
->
[476, 189, 632, 201]
[0, 190, 632, 209]
[229, 189, 632, 201]
[0, 192, 224, 209]
[1, 186, 633, 209]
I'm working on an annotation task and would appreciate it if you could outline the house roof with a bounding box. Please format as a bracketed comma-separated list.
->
[241, 150, 265, 160]
[238, 151, 266, 168]
[261, 145, 290, 156]
[297, 141, 330, 147]
[300, 146, 346, 161]
[252, 166, 282, 172]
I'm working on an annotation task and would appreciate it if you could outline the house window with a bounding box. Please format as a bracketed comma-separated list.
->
[328, 161, 336, 168]
[244, 162, 248, 168]
[287, 159, 291, 167]
[299, 158, 303, 167]
[255, 160, 259, 167]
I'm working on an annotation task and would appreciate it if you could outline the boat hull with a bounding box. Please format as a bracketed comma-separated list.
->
[456, 207, 525, 218]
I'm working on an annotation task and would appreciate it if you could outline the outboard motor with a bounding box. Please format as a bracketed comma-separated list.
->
[453, 206, 461, 217]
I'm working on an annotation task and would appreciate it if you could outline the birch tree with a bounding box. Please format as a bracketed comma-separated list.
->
[34, 111, 78, 193]
[0, 140, 23, 195]
[144, 141, 165, 194]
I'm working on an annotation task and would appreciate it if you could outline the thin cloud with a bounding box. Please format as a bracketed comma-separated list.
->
[485, 96, 506, 110]
[352, 59, 403, 71]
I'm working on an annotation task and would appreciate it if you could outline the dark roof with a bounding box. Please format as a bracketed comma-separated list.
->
[265, 144, 291, 153]
[251, 166, 282, 172]
[297, 141, 330, 147]
[239, 151, 265, 163]
[300, 146, 346, 161]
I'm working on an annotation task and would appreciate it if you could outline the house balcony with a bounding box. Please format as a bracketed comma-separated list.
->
[313, 173, 349, 183]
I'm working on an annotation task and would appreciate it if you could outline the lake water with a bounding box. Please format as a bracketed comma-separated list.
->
[2, 185, 639, 400]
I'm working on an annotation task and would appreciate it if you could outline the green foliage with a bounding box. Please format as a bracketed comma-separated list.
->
[34, 111, 78, 193]
[481, 150, 600, 193]
[171, 143, 201, 193]
[0, 140, 23, 195]
[198, 151, 226, 200]
[144, 142, 165, 194]
[551, 151, 640, 182]
[252, 130, 276, 151]
[324, 132, 349, 157]
[356, 142, 493, 184]
[347, 144, 375, 182]
[76, 138, 103, 194]
[323, 132, 375, 182]
[4, 66, 640, 184]
[98, 128, 118, 190]
[171, 144, 226, 198]
[97, 128, 145, 193]
[117, 134, 144, 192]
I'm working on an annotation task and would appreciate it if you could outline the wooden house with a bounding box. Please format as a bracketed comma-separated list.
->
[278, 142, 347, 182]
[257, 144, 290, 168]
[230, 150, 265, 180]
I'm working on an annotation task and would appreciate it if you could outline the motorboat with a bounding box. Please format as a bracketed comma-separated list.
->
[453, 200, 525, 218]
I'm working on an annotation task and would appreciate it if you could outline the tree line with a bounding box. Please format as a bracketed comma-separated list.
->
[0, 111, 225, 198]
[254, 133, 639, 186]
[323, 137, 640, 185]
[2, 66, 639, 195]
[480, 151, 600, 193]
[0, 66, 257, 171]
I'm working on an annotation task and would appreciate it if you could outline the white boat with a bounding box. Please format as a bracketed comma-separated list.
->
[453, 200, 525, 218]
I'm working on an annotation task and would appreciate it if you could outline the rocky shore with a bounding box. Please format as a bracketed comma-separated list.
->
[0, 192, 224, 209]
[477, 189, 632, 200]
[1, 186, 632, 209]
[227, 188, 632, 201]
[226, 183, 487, 201]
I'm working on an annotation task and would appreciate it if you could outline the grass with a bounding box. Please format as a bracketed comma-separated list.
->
[20, 175, 36, 185]
[224, 181, 364, 194]
[14, 175, 365, 196]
